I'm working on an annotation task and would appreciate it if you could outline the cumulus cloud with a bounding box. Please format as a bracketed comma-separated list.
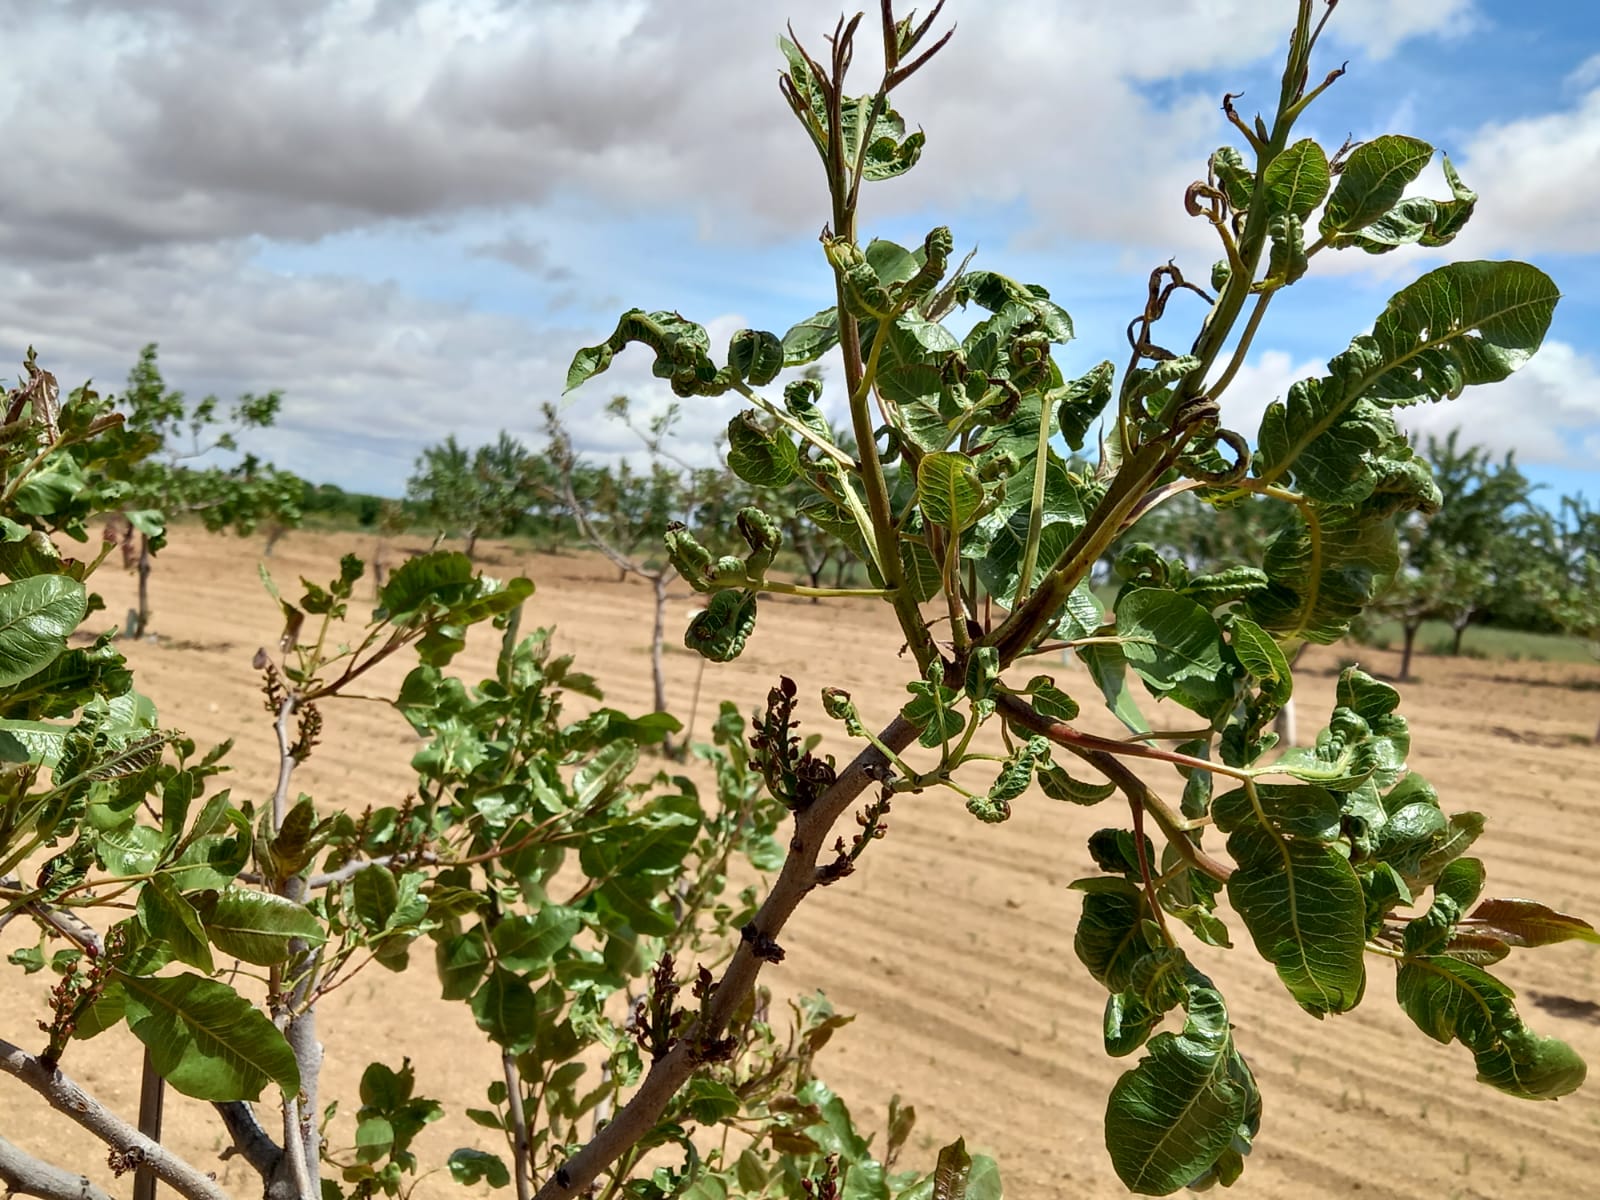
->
[0, 0, 1480, 262]
[0, 244, 750, 492]
[1451, 88, 1600, 255]
[1395, 339, 1600, 468]
[0, 0, 1517, 494]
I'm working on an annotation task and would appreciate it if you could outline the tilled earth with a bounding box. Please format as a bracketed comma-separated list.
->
[2, 528, 1597, 1198]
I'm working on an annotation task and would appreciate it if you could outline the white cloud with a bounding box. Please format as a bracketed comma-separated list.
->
[1213, 349, 1320, 440]
[0, 0, 1482, 262]
[1395, 339, 1600, 467]
[0, 0, 1501, 493]
[0, 244, 748, 493]
[1455, 87, 1600, 255]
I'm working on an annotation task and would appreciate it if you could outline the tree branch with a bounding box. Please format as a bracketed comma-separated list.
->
[212, 1102, 282, 1175]
[0, 1132, 114, 1200]
[0, 1038, 232, 1200]
[531, 717, 918, 1199]
[996, 695, 1233, 883]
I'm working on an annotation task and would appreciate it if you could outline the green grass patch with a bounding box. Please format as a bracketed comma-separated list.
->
[1357, 618, 1596, 665]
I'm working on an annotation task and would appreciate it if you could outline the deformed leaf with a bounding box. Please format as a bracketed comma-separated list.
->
[1104, 987, 1251, 1195]
[685, 590, 758, 663]
[1319, 135, 1434, 240]
[728, 328, 784, 386]
[916, 451, 984, 532]
[1226, 822, 1366, 1015]
[1397, 956, 1587, 1099]
[727, 412, 801, 488]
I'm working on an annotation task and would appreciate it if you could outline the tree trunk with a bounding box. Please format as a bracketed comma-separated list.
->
[650, 575, 668, 715]
[135, 533, 152, 638]
[807, 559, 824, 604]
[465, 529, 479, 560]
[651, 574, 672, 756]
[1450, 615, 1470, 656]
[1400, 619, 1419, 681]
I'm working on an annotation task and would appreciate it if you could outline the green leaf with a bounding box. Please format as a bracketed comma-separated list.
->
[1319, 135, 1434, 239]
[916, 452, 984, 532]
[683, 1077, 742, 1125]
[1230, 616, 1293, 707]
[118, 971, 300, 1101]
[901, 663, 965, 750]
[1225, 823, 1366, 1015]
[435, 929, 489, 1001]
[1056, 361, 1115, 451]
[470, 966, 538, 1052]
[1397, 956, 1587, 1099]
[1080, 640, 1151, 736]
[1263, 137, 1330, 221]
[1038, 765, 1116, 806]
[1105, 987, 1250, 1195]
[727, 411, 801, 488]
[197, 887, 326, 966]
[448, 1148, 511, 1187]
[0, 575, 86, 686]
[490, 906, 582, 973]
[1212, 784, 1340, 840]
[137, 876, 214, 973]
[375, 551, 475, 622]
[782, 307, 840, 366]
[574, 739, 638, 808]
[355, 1114, 394, 1163]
[1114, 589, 1236, 718]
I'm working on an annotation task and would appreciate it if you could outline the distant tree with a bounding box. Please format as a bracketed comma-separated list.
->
[541, 399, 709, 736]
[1375, 432, 1537, 680]
[1538, 494, 1600, 741]
[96, 344, 301, 637]
[406, 431, 542, 558]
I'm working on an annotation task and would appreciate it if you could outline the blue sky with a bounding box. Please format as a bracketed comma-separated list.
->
[0, 0, 1595, 503]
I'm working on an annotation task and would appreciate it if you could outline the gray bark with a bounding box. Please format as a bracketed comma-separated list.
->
[0, 1133, 114, 1200]
[0, 1038, 231, 1200]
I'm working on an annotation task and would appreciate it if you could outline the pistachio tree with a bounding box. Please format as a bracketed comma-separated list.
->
[557, 2, 1594, 1195]
[0, 354, 954, 1200]
[96, 344, 302, 637]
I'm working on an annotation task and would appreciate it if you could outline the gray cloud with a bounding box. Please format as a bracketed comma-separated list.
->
[0, 0, 1479, 263]
[0, 243, 750, 492]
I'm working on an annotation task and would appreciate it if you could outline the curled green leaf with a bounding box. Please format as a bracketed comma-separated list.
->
[685, 590, 757, 663]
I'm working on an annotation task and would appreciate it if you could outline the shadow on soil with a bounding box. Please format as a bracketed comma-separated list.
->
[1530, 992, 1600, 1024]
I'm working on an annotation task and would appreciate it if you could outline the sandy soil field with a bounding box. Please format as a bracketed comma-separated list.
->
[3, 527, 1598, 1199]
